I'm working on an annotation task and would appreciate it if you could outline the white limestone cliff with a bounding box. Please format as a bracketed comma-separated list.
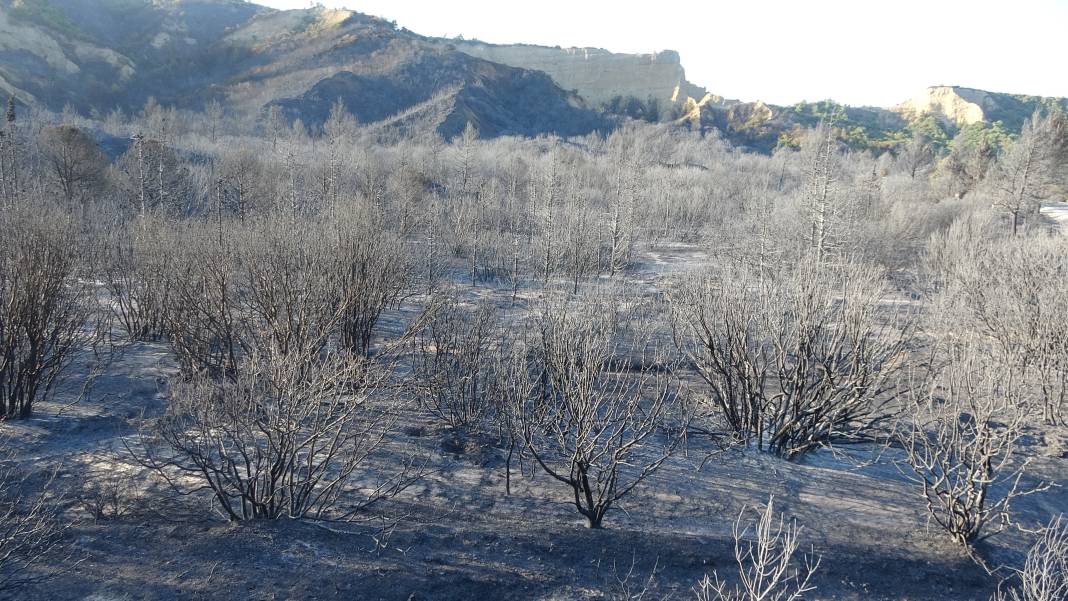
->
[892, 86, 995, 126]
[451, 41, 708, 109]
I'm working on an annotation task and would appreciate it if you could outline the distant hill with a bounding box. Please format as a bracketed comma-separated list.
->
[1, 0, 1065, 148]
[892, 86, 1068, 131]
[0, 0, 606, 139]
[673, 88, 1068, 153]
[443, 39, 1067, 151]
[0, 0, 263, 109]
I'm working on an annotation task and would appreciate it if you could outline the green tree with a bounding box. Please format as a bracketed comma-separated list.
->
[942, 122, 1009, 197]
[907, 115, 950, 149]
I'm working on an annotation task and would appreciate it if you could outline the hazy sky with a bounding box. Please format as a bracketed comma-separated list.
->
[255, 0, 1068, 107]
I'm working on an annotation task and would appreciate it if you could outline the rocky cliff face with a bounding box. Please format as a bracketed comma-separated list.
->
[891, 86, 1068, 131]
[451, 41, 709, 110]
[892, 86, 992, 126]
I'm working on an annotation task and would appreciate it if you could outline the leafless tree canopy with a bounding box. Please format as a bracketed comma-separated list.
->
[37, 125, 107, 211]
[898, 349, 1049, 551]
[671, 257, 909, 458]
[410, 294, 497, 430]
[0, 205, 91, 419]
[927, 217, 1068, 425]
[136, 351, 411, 521]
[508, 294, 685, 528]
[987, 112, 1068, 236]
[0, 445, 73, 591]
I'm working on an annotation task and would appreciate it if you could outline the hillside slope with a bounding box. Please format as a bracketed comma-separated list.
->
[0, 0, 606, 139]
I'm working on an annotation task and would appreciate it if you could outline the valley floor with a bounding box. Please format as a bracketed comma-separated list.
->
[4, 246, 1067, 601]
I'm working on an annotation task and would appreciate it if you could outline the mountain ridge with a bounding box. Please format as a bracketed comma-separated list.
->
[414, 38, 1068, 150]
[0, 0, 608, 139]
[1, 0, 1065, 148]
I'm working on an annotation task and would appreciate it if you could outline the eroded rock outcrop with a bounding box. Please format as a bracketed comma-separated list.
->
[892, 86, 994, 126]
[451, 41, 708, 109]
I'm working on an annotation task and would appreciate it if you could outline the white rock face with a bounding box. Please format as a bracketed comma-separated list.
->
[452, 41, 707, 108]
[892, 86, 994, 126]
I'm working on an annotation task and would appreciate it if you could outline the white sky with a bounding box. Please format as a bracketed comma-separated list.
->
[254, 0, 1068, 107]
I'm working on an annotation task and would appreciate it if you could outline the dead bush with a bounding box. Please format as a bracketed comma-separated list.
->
[671, 257, 908, 458]
[995, 515, 1068, 601]
[410, 295, 497, 430]
[133, 351, 415, 521]
[927, 220, 1068, 425]
[331, 203, 413, 357]
[694, 496, 821, 601]
[0, 205, 92, 419]
[102, 216, 174, 342]
[899, 350, 1050, 555]
[74, 463, 143, 521]
[0, 455, 73, 591]
[511, 294, 685, 528]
